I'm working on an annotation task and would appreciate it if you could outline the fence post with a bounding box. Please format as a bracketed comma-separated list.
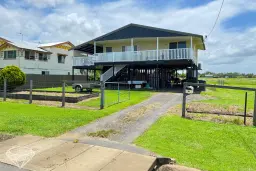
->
[3, 79, 6, 101]
[118, 82, 120, 103]
[62, 82, 65, 107]
[253, 91, 256, 126]
[29, 80, 33, 104]
[244, 92, 247, 125]
[100, 81, 105, 109]
[182, 82, 187, 118]
[128, 83, 131, 100]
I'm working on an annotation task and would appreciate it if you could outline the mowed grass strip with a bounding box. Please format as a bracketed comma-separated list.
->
[0, 91, 151, 137]
[135, 115, 256, 171]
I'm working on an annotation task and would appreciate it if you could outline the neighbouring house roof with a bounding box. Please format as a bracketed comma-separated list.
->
[39, 41, 74, 48]
[0, 41, 49, 52]
[72, 23, 206, 53]
[0, 37, 74, 52]
[0, 37, 11, 43]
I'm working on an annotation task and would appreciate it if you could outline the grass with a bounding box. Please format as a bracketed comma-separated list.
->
[0, 90, 151, 137]
[200, 78, 256, 111]
[79, 90, 150, 108]
[135, 115, 256, 171]
[203, 78, 256, 87]
[34, 86, 75, 93]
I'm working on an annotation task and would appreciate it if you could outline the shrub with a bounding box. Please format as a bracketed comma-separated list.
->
[0, 65, 26, 90]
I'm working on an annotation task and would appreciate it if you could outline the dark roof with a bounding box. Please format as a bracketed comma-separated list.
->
[73, 23, 205, 52]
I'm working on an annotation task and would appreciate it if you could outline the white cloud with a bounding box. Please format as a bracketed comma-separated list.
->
[24, 0, 75, 8]
[1, 0, 256, 73]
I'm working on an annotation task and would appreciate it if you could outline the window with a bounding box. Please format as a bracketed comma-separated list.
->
[25, 50, 35, 60]
[42, 71, 50, 75]
[106, 47, 112, 53]
[122, 46, 138, 52]
[58, 54, 66, 64]
[178, 41, 186, 48]
[169, 42, 187, 49]
[4, 51, 16, 59]
[39, 53, 48, 61]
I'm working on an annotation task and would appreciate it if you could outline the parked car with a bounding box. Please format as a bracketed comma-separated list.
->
[72, 82, 100, 92]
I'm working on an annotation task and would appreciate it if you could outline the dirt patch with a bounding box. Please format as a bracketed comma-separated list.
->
[186, 113, 253, 126]
[121, 103, 161, 123]
[87, 129, 119, 138]
[32, 100, 98, 110]
[187, 102, 253, 116]
[0, 134, 14, 142]
[168, 103, 253, 126]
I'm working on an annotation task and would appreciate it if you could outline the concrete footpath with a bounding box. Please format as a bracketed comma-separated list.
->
[0, 135, 156, 171]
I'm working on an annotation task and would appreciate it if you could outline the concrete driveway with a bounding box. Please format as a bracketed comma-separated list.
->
[0, 135, 156, 171]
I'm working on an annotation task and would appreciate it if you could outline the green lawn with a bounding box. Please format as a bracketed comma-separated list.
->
[0, 90, 151, 137]
[135, 115, 256, 171]
[34, 86, 78, 93]
[79, 90, 144, 108]
[200, 78, 256, 111]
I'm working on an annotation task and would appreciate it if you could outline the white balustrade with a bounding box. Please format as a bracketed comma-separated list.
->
[73, 48, 195, 66]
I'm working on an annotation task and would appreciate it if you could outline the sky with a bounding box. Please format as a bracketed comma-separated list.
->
[1, 0, 256, 73]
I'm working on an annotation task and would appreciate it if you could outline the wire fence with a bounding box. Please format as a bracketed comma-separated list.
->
[103, 82, 131, 107]
[182, 83, 256, 126]
[0, 79, 99, 108]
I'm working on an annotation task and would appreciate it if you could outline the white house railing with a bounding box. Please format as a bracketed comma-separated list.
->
[73, 48, 195, 66]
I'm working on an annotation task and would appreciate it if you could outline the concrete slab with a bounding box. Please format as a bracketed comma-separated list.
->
[25, 142, 92, 171]
[101, 151, 156, 171]
[51, 146, 123, 171]
[0, 135, 42, 154]
[0, 138, 65, 167]
[24, 138, 66, 154]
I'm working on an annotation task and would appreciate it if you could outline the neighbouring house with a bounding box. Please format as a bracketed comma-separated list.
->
[0, 37, 74, 75]
[71, 23, 206, 89]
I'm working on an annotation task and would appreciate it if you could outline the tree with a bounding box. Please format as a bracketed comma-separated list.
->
[0, 65, 26, 90]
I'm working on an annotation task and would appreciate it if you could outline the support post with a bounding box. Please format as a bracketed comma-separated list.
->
[131, 38, 134, 51]
[157, 37, 159, 61]
[118, 82, 120, 103]
[94, 41, 96, 55]
[72, 67, 74, 81]
[182, 82, 187, 118]
[62, 82, 65, 107]
[94, 69, 96, 81]
[86, 69, 89, 81]
[3, 79, 6, 101]
[190, 36, 193, 59]
[100, 82, 105, 109]
[253, 91, 256, 126]
[29, 80, 33, 104]
[244, 92, 248, 125]
[128, 83, 131, 100]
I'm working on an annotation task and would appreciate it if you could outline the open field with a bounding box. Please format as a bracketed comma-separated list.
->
[135, 115, 256, 171]
[0, 90, 151, 137]
[198, 78, 256, 111]
[203, 77, 256, 87]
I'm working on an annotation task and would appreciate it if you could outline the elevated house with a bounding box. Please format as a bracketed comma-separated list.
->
[71, 23, 206, 89]
[0, 37, 74, 75]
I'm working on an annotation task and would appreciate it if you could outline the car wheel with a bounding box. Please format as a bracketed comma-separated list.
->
[75, 86, 82, 92]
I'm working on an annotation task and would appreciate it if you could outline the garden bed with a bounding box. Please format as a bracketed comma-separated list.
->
[0, 91, 99, 103]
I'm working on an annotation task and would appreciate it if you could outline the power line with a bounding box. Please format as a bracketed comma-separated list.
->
[207, 0, 225, 37]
